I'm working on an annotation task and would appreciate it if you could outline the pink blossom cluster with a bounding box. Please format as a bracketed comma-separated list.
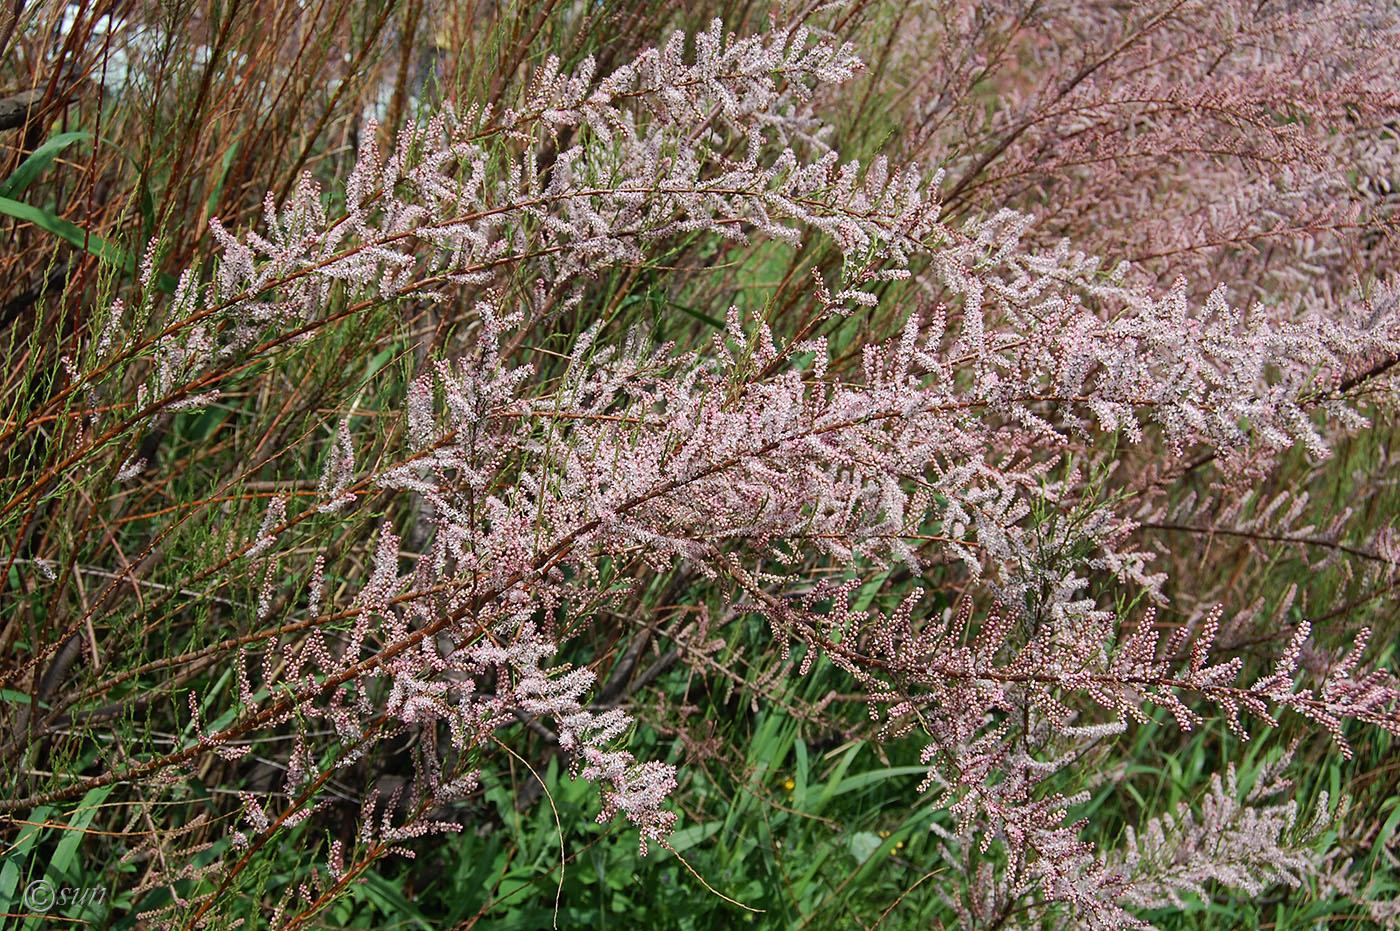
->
[79, 9, 1400, 927]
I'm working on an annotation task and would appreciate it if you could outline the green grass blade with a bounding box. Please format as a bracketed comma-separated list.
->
[0, 196, 178, 292]
[0, 132, 93, 200]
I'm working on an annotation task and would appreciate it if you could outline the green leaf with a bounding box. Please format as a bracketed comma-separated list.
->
[0, 804, 54, 907]
[206, 139, 240, 217]
[669, 300, 724, 329]
[48, 785, 115, 883]
[0, 195, 129, 269]
[813, 742, 861, 815]
[666, 821, 721, 855]
[793, 738, 809, 807]
[365, 346, 397, 380]
[1377, 796, 1400, 850]
[850, 570, 892, 613]
[0, 196, 179, 293]
[847, 830, 882, 862]
[357, 871, 433, 929]
[0, 858, 18, 914]
[0, 132, 93, 200]
[829, 765, 927, 798]
[20, 787, 113, 930]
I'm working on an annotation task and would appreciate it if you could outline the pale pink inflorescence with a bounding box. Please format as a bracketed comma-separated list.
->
[95, 8, 1400, 927]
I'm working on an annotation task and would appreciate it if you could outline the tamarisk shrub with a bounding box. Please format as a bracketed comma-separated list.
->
[2, 3, 1399, 929]
[868, 0, 1400, 310]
